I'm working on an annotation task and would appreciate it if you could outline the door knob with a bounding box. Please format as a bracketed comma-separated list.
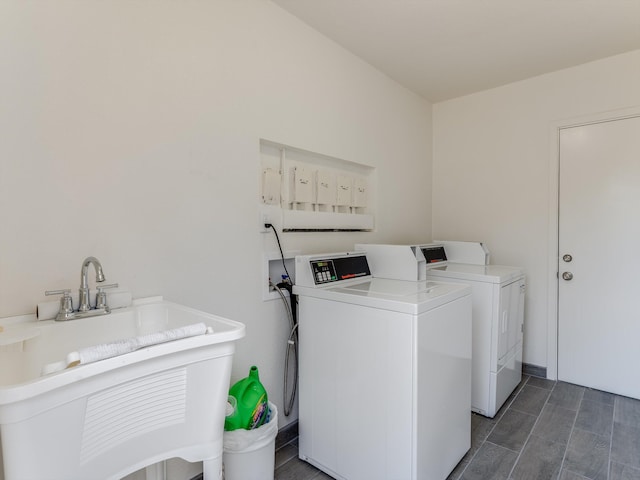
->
[563, 254, 573, 262]
[562, 271, 573, 281]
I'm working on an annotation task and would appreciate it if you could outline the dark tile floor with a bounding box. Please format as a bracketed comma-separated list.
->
[274, 376, 640, 480]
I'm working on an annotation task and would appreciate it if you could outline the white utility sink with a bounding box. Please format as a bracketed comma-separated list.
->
[0, 297, 245, 480]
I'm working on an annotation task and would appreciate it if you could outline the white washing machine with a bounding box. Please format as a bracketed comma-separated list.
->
[356, 242, 526, 418]
[293, 252, 472, 480]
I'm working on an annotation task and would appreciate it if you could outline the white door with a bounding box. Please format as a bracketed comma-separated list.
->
[558, 115, 640, 399]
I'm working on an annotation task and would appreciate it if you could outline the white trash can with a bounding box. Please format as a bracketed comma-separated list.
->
[223, 402, 278, 480]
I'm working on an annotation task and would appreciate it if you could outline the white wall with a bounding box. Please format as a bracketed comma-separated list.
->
[433, 49, 640, 370]
[0, 0, 432, 458]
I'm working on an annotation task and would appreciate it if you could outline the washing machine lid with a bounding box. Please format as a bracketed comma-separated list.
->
[295, 278, 470, 315]
[426, 263, 524, 284]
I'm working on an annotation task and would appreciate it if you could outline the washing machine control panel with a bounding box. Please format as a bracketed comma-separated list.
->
[310, 255, 371, 285]
[310, 260, 338, 284]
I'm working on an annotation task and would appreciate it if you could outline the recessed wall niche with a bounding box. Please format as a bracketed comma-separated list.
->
[260, 139, 375, 231]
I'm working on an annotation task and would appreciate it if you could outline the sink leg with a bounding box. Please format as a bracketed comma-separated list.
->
[202, 454, 222, 480]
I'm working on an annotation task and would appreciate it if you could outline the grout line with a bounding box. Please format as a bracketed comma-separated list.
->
[607, 396, 617, 480]
[556, 384, 585, 480]
[457, 376, 533, 479]
[447, 379, 529, 479]
[563, 471, 592, 480]
[483, 439, 521, 454]
[505, 381, 555, 479]
[508, 384, 553, 416]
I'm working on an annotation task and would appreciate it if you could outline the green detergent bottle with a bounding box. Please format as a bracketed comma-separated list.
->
[224, 365, 269, 431]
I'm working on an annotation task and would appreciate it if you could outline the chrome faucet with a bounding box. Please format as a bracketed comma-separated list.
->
[78, 256, 106, 312]
[45, 256, 118, 321]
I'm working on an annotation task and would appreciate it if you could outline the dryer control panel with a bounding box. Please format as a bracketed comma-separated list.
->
[422, 245, 447, 265]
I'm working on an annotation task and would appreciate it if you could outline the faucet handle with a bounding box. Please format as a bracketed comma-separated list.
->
[96, 283, 119, 310]
[45, 289, 71, 296]
[45, 289, 74, 320]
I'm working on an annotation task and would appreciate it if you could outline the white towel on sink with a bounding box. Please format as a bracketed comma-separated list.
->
[78, 322, 211, 363]
[41, 323, 212, 375]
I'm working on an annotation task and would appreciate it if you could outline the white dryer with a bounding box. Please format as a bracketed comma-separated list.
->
[293, 252, 472, 480]
[356, 242, 526, 418]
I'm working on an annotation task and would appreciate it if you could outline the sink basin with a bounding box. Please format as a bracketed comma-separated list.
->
[0, 297, 245, 480]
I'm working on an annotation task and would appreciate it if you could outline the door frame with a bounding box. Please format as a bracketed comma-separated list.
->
[546, 106, 640, 380]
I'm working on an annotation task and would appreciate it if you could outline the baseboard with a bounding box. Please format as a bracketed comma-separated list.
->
[523, 363, 547, 379]
[275, 420, 299, 450]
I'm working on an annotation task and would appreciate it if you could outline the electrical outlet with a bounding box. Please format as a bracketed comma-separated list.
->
[260, 213, 271, 233]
